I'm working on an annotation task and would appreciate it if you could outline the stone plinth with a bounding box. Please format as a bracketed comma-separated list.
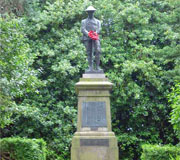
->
[71, 74, 119, 160]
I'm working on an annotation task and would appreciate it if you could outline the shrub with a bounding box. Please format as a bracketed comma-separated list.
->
[141, 144, 180, 160]
[117, 133, 143, 160]
[0, 15, 41, 128]
[168, 82, 180, 138]
[0, 137, 46, 160]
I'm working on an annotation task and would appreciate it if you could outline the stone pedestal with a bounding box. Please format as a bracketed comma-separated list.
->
[71, 74, 119, 160]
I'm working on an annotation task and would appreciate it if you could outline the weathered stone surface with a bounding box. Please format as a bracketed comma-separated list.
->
[83, 73, 106, 78]
[71, 146, 118, 160]
[75, 76, 113, 94]
[71, 74, 119, 160]
[71, 136, 118, 160]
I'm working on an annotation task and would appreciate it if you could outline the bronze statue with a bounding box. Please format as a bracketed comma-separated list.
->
[81, 6, 103, 73]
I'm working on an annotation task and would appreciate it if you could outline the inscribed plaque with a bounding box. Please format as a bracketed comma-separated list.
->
[82, 101, 107, 127]
[80, 139, 109, 146]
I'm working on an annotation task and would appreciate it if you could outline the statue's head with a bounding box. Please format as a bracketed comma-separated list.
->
[86, 6, 96, 18]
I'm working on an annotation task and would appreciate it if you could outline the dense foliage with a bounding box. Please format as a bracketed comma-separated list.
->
[141, 144, 180, 160]
[0, 16, 41, 128]
[0, 0, 180, 159]
[169, 82, 180, 138]
[0, 137, 46, 160]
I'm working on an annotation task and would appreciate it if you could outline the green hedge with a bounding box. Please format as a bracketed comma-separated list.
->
[141, 144, 180, 160]
[0, 137, 46, 160]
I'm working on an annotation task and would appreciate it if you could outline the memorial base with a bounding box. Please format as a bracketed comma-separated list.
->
[71, 74, 119, 160]
[71, 133, 118, 160]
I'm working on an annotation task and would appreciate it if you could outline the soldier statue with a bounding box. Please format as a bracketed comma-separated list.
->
[81, 6, 103, 73]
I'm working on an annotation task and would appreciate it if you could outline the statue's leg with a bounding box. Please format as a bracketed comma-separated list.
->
[94, 40, 101, 70]
[84, 40, 93, 71]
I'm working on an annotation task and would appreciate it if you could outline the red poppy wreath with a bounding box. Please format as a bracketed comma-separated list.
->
[88, 30, 99, 40]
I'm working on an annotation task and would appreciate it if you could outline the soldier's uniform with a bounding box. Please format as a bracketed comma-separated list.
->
[81, 7, 101, 71]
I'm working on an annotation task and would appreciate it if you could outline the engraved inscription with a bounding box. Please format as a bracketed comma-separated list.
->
[82, 101, 107, 127]
[80, 139, 109, 146]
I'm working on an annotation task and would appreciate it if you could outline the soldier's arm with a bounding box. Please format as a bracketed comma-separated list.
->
[96, 20, 101, 34]
[81, 20, 88, 36]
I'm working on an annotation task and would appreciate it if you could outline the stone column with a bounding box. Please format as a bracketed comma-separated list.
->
[71, 73, 119, 160]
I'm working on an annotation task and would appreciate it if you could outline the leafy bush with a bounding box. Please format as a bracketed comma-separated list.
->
[117, 133, 143, 159]
[0, 137, 46, 160]
[170, 155, 180, 160]
[141, 144, 180, 160]
[169, 82, 180, 138]
[0, 15, 42, 128]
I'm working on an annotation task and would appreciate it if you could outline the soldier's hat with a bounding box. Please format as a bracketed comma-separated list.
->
[85, 6, 96, 12]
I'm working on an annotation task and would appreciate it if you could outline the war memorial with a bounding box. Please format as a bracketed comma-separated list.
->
[71, 6, 119, 160]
